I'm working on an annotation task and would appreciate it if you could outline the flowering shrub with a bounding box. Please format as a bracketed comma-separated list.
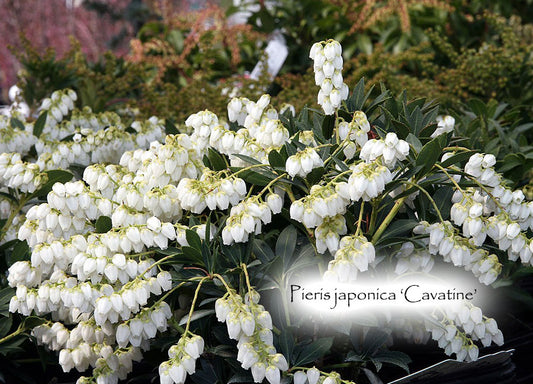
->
[1, 39, 532, 383]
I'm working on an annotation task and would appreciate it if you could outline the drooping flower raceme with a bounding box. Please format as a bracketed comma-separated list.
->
[360, 132, 410, 168]
[310, 40, 349, 115]
[285, 147, 324, 178]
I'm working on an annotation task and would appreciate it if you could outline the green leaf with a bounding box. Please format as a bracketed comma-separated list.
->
[372, 350, 411, 373]
[10, 118, 25, 130]
[322, 114, 335, 140]
[165, 119, 179, 135]
[178, 309, 214, 325]
[439, 150, 477, 168]
[32, 111, 48, 138]
[0, 335, 26, 355]
[498, 153, 525, 173]
[0, 191, 17, 204]
[406, 133, 422, 153]
[278, 328, 295, 364]
[268, 150, 286, 169]
[416, 137, 443, 176]
[252, 239, 275, 264]
[8, 240, 30, 265]
[0, 317, 12, 337]
[276, 226, 297, 270]
[181, 246, 203, 264]
[31, 170, 73, 198]
[22, 316, 46, 329]
[0, 287, 14, 318]
[231, 154, 262, 165]
[293, 337, 334, 366]
[95, 216, 112, 233]
[361, 328, 390, 356]
[348, 77, 366, 111]
[186, 229, 202, 251]
[208, 148, 227, 171]
[433, 186, 454, 220]
[231, 168, 275, 187]
[306, 167, 324, 186]
[376, 220, 419, 244]
[468, 98, 488, 116]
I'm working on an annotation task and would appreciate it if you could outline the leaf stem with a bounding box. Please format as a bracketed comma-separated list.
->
[184, 277, 209, 335]
[371, 196, 408, 243]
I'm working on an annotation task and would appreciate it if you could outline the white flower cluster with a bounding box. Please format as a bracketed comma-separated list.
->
[324, 235, 376, 282]
[290, 184, 348, 229]
[0, 153, 45, 193]
[159, 334, 204, 384]
[447, 154, 533, 265]
[425, 302, 503, 362]
[215, 290, 287, 384]
[177, 170, 247, 213]
[292, 368, 348, 384]
[289, 184, 349, 253]
[0, 115, 36, 154]
[75, 346, 143, 384]
[309, 40, 349, 115]
[431, 115, 455, 138]
[360, 132, 410, 168]
[112, 300, 172, 348]
[40, 89, 77, 127]
[414, 221, 501, 285]
[394, 242, 435, 275]
[222, 197, 273, 245]
[285, 147, 324, 178]
[337, 161, 393, 202]
[337, 111, 370, 159]
[464, 153, 499, 187]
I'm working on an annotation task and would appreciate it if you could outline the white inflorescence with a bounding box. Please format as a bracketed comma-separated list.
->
[310, 40, 349, 115]
[215, 290, 288, 384]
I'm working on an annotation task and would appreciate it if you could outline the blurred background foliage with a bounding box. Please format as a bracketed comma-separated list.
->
[3, 0, 533, 194]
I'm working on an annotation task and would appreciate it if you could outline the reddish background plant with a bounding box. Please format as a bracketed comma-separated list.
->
[0, 0, 134, 102]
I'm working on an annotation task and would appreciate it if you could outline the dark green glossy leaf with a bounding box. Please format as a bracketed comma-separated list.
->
[32, 111, 48, 138]
[293, 337, 334, 366]
[95, 216, 112, 233]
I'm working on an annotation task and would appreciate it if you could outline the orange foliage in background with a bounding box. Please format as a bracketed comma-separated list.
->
[129, 2, 264, 82]
[329, 0, 453, 33]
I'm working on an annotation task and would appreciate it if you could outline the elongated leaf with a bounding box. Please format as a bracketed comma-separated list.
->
[278, 329, 295, 364]
[208, 148, 227, 171]
[186, 229, 202, 251]
[416, 137, 443, 176]
[0, 317, 12, 337]
[231, 154, 262, 165]
[440, 150, 476, 168]
[165, 118, 179, 135]
[178, 309, 215, 325]
[276, 226, 297, 270]
[10, 118, 25, 130]
[252, 239, 275, 263]
[372, 350, 411, 373]
[293, 337, 334, 366]
[268, 150, 286, 169]
[32, 111, 48, 138]
[0, 191, 17, 204]
[8, 240, 29, 265]
[376, 220, 419, 244]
